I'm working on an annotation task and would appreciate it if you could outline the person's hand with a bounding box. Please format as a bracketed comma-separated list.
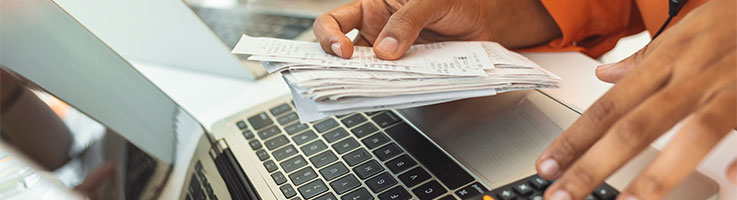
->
[313, 0, 561, 60]
[535, 0, 736, 199]
[73, 163, 115, 200]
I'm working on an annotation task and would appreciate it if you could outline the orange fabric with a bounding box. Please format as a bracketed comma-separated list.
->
[523, 0, 709, 58]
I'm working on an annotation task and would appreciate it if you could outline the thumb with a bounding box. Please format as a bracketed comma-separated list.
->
[373, 1, 443, 60]
[596, 47, 648, 83]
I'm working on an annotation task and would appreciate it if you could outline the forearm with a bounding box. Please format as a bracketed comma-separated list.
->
[482, 0, 562, 48]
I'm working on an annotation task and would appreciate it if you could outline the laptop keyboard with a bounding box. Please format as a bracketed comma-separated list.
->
[186, 161, 218, 200]
[236, 101, 484, 200]
[191, 6, 315, 48]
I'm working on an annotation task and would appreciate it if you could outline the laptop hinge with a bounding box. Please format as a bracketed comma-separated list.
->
[210, 140, 261, 200]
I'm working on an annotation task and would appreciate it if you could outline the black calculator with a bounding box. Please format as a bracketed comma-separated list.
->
[473, 174, 619, 200]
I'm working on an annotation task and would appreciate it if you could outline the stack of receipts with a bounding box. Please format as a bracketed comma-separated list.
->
[232, 35, 561, 122]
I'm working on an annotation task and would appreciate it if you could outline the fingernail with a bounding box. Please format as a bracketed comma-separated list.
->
[376, 37, 398, 54]
[540, 159, 560, 178]
[331, 42, 343, 58]
[596, 63, 615, 71]
[549, 190, 572, 200]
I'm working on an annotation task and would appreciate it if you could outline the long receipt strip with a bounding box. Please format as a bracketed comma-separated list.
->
[233, 35, 561, 122]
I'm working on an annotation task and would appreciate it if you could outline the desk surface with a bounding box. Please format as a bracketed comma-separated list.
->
[134, 52, 736, 199]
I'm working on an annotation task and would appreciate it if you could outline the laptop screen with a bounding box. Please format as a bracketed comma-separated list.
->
[1, 0, 206, 198]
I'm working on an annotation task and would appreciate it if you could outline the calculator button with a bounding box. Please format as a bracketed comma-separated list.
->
[528, 175, 550, 190]
[398, 167, 431, 188]
[496, 189, 516, 200]
[412, 181, 446, 200]
[438, 196, 457, 200]
[593, 186, 617, 200]
[385, 155, 416, 174]
[319, 162, 349, 181]
[329, 174, 361, 194]
[248, 112, 273, 130]
[378, 186, 411, 200]
[514, 182, 533, 196]
[365, 172, 397, 193]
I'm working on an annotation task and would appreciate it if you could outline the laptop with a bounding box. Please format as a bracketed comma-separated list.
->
[1, 0, 720, 200]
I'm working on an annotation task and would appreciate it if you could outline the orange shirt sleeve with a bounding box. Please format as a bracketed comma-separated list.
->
[521, 0, 646, 58]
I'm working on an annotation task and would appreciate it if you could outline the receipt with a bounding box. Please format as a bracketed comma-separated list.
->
[233, 35, 492, 76]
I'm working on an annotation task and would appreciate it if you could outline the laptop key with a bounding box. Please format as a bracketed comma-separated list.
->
[329, 174, 361, 194]
[373, 143, 403, 161]
[309, 151, 338, 169]
[242, 130, 254, 140]
[258, 126, 281, 140]
[271, 172, 287, 185]
[289, 167, 318, 186]
[385, 155, 416, 174]
[281, 156, 308, 173]
[298, 180, 328, 199]
[270, 103, 292, 116]
[398, 167, 431, 188]
[315, 193, 338, 200]
[255, 150, 270, 161]
[273, 145, 298, 161]
[378, 186, 412, 200]
[264, 160, 278, 172]
[236, 120, 248, 130]
[285, 123, 309, 135]
[371, 112, 401, 128]
[455, 182, 486, 199]
[351, 123, 378, 138]
[280, 184, 298, 198]
[361, 132, 390, 149]
[319, 162, 349, 181]
[341, 187, 373, 200]
[248, 112, 273, 130]
[364, 111, 382, 116]
[313, 118, 339, 133]
[293, 130, 318, 145]
[278, 112, 299, 125]
[324, 128, 350, 143]
[301, 140, 328, 157]
[412, 181, 447, 200]
[342, 148, 371, 166]
[341, 114, 367, 128]
[365, 172, 398, 193]
[249, 140, 262, 150]
[332, 138, 360, 154]
[386, 123, 475, 190]
[265, 135, 290, 150]
[354, 160, 384, 179]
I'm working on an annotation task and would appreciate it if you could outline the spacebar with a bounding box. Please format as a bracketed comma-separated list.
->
[385, 123, 474, 190]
